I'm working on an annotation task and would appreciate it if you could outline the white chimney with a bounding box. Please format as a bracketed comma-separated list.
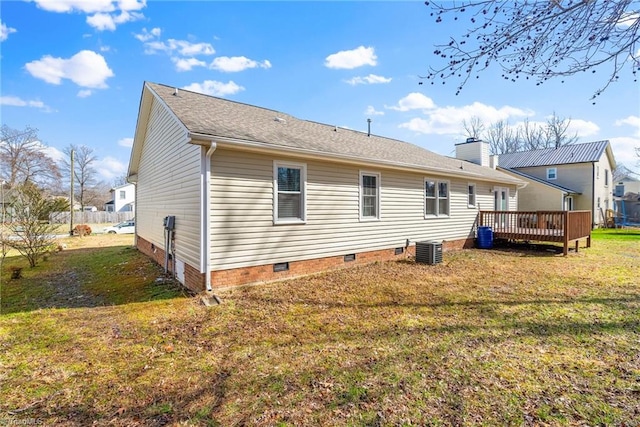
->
[455, 137, 490, 167]
[490, 154, 499, 169]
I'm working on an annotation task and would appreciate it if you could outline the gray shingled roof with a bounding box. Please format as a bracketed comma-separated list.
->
[146, 82, 522, 184]
[498, 140, 610, 169]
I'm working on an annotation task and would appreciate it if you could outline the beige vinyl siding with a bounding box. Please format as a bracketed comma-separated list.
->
[499, 169, 565, 211]
[136, 98, 202, 269]
[516, 163, 594, 212]
[593, 152, 612, 215]
[210, 149, 506, 270]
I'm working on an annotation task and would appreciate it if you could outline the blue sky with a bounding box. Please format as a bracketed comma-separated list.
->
[1, 0, 639, 183]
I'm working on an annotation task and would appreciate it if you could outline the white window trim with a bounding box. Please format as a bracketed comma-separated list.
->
[273, 160, 307, 225]
[359, 171, 381, 221]
[424, 178, 451, 218]
[467, 183, 477, 208]
[547, 167, 557, 180]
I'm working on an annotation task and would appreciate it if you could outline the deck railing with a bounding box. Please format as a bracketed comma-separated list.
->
[478, 210, 592, 255]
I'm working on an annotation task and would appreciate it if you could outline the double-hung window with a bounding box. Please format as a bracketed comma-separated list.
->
[467, 183, 476, 208]
[274, 161, 306, 224]
[425, 179, 450, 217]
[360, 172, 380, 220]
[547, 167, 557, 180]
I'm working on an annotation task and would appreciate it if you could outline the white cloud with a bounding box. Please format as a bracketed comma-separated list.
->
[34, 0, 146, 31]
[25, 50, 114, 88]
[386, 93, 436, 112]
[399, 101, 531, 135]
[183, 80, 245, 97]
[33, 0, 116, 13]
[144, 39, 215, 56]
[565, 119, 600, 137]
[1, 21, 17, 42]
[134, 27, 161, 42]
[86, 10, 144, 31]
[365, 105, 384, 116]
[345, 74, 392, 85]
[43, 145, 65, 162]
[209, 56, 271, 72]
[118, 137, 134, 148]
[609, 136, 640, 167]
[0, 95, 52, 112]
[325, 46, 377, 69]
[77, 89, 93, 98]
[172, 57, 206, 72]
[95, 156, 127, 180]
[615, 115, 640, 136]
[617, 12, 639, 28]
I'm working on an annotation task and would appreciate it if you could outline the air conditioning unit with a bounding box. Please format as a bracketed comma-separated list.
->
[415, 241, 442, 265]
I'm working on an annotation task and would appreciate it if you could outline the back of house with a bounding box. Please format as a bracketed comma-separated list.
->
[498, 141, 615, 225]
[128, 82, 524, 291]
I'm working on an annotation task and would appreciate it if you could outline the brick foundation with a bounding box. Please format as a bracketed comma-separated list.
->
[136, 236, 206, 292]
[136, 235, 474, 291]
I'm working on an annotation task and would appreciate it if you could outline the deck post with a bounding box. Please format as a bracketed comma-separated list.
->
[563, 211, 569, 256]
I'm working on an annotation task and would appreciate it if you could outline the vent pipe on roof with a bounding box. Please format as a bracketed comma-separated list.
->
[173, 88, 179, 96]
[367, 118, 372, 137]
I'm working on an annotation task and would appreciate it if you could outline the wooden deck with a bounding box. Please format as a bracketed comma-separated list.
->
[478, 211, 592, 255]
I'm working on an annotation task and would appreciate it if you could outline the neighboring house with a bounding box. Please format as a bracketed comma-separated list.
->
[614, 175, 640, 198]
[497, 140, 616, 226]
[129, 82, 524, 291]
[105, 183, 135, 213]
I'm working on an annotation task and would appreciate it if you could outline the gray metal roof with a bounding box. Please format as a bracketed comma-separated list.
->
[145, 82, 522, 184]
[498, 140, 610, 169]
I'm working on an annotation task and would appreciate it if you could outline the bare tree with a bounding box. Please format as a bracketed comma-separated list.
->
[465, 112, 580, 154]
[486, 120, 520, 154]
[60, 145, 98, 212]
[4, 182, 68, 267]
[112, 175, 129, 187]
[546, 112, 579, 148]
[85, 180, 113, 211]
[613, 163, 634, 183]
[0, 125, 61, 188]
[518, 118, 548, 151]
[462, 116, 486, 140]
[423, 1, 640, 100]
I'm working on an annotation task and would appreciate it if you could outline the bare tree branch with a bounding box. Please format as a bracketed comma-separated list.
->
[0, 125, 61, 188]
[423, 0, 640, 99]
[60, 144, 99, 212]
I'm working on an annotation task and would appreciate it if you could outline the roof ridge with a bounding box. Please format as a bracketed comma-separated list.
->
[147, 81, 294, 119]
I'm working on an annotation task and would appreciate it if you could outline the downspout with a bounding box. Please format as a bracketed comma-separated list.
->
[202, 141, 217, 292]
[591, 162, 596, 228]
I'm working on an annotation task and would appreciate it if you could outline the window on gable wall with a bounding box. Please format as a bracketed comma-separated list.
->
[604, 169, 609, 186]
[547, 168, 557, 180]
[274, 161, 306, 223]
[360, 172, 380, 220]
[119, 190, 126, 200]
[425, 179, 450, 217]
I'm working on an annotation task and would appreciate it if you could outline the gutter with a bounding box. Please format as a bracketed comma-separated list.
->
[187, 132, 524, 187]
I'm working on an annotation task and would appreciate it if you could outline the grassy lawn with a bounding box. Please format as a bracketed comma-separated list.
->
[0, 230, 638, 426]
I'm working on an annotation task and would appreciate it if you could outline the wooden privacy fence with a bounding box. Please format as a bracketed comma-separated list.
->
[478, 210, 592, 255]
[49, 211, 135, 225]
